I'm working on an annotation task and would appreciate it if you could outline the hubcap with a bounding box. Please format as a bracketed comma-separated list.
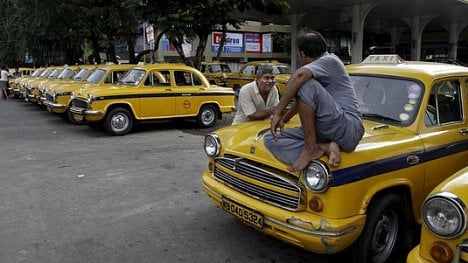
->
[370, 210, 398, 262]
[111, 113, 128, 131]
[202, 110, 214, 125]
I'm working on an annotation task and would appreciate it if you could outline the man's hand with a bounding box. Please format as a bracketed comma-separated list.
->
[270, 113, 284, 141]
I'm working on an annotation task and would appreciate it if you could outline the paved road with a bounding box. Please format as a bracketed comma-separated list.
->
[0, 99, 349, 263]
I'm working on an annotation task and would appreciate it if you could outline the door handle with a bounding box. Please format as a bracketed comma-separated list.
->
[459, 128, 468, 135]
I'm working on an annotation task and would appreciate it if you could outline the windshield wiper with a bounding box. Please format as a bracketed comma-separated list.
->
[362, 113, 402, 124]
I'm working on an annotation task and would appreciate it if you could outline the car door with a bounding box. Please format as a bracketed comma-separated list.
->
[139, 70, 176, 119]
[174, 70, 204, 117]
[420, 77, 468, 193]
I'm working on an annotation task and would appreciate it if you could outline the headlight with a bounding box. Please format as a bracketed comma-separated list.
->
[87, 93, 94, 102]
[204, 134, 220, 157]
[303, 160, 330, 193]
[422, 192, 466, 238]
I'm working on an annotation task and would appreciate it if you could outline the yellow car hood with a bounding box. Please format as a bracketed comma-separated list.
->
[214, 116, 422, 175]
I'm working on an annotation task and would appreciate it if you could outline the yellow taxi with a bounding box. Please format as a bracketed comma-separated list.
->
[37, 65, 81, 105]
[69, 63, 235, 135]
[24, 67, 60, 103]
[200, 61, 232, 86]
[23, 68, 51, 102]
[201, 55, 468, 263]
[18, 68, 44, 99]
[224, 60, 291, 95]
[44, 64, 132, 124]
[407, 167, 468, 263]
[8, 67, 34, 98]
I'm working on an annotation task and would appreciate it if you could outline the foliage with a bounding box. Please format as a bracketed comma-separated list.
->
[0, 0, 289, 68]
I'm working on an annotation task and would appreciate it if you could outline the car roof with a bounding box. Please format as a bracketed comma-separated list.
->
[347, 57, 468, 79]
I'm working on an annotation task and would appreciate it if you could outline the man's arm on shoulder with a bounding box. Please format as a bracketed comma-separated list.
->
[274, 67, 313, 115]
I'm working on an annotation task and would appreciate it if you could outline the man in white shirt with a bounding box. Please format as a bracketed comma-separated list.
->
[0, 65, 11, 100]
[232, 65, 279, 125]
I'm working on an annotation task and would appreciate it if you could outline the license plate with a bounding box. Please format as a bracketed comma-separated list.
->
[222, 197, 263, 228]
[73, 113, 83, 122]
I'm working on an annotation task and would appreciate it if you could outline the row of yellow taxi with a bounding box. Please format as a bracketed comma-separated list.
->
[11, 63, 235, 135]
[9, 56, 467, 262]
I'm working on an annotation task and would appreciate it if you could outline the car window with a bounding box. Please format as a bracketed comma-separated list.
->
[174, 71, 202, 86]
[425, 79, 463, 126]
[221, 64, 231, 73]
[273, 65, 290, 74]
[353, 75, 423, 126]
[144, 70, 170, 86]
[242, 65, 255, 75]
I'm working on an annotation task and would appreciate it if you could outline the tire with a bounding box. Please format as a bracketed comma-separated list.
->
[197, 105, 217, 128]
[67, 109, 86, 125]
[104, 107, 133, 136]
[350, 193, 409, 263]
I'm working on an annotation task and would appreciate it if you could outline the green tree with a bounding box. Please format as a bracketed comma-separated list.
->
[144, 0, 289, 68]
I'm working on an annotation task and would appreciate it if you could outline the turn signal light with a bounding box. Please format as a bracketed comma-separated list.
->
[430, 241, 453, 263]
[309, 196, 324, 212]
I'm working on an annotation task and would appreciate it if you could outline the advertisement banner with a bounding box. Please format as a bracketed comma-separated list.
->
[145, 24, 154, 44]
[211, 32, 244, 53]
[262, 33, 272, 53]
[162, 34, 176, 51]
[245, 33, 261, 53]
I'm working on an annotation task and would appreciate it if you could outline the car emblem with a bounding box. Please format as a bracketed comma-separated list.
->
[250, 146, 256, 154]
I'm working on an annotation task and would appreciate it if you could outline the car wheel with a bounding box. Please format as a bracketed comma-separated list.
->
[350, 193, 408, 263]
[67, 109, 86, 125]
[104, 107, 133, 136]
[197, 105, 217, 128]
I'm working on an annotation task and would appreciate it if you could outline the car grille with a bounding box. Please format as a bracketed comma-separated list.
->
[213, 155, 303, 211]
[71, 98, 89, 109]
[459, 241, 468, 263]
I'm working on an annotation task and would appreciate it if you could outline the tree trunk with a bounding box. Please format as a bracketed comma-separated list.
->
[123, 34, 136, 64]
[216, 24, 227, 61]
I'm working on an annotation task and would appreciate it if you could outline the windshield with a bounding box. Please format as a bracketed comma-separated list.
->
[352, 75, 423, 126]
[73, 68, 90, 81]
[40, 69, 51, 77]
[48, 69, 61, 78]
[273, 65, 290, 74]
[86, 69, 106, 84]
[57, 68, 72, 79]
[31, 69, 43, 77]
[119, 69, 145, 85]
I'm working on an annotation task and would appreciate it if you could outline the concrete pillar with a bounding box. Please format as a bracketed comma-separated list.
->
[402, 15, 437, 61]
[350, 2, 380, 64]
[388, 27, 403, 53]
[445, 22, 466, 59]
[288, 13, 304, 71]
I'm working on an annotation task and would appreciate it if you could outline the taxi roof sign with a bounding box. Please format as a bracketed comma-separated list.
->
[362, 55, 405, 64]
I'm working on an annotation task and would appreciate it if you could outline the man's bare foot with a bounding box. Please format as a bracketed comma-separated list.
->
[319, 142, 341, 167]
[289, 147, 324, 172]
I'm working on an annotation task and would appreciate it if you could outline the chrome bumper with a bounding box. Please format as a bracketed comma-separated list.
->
[69, 107, 103, 116]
